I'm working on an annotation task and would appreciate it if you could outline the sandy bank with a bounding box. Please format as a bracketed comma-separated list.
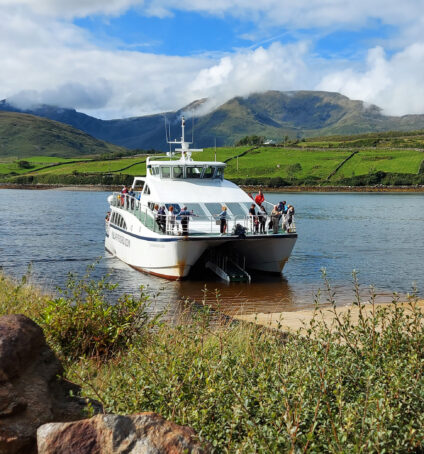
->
[234, 300, 424, 333]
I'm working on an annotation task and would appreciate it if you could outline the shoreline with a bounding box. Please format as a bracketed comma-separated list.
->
[1, 182, 424, 193]
[233, 299, 424, 333]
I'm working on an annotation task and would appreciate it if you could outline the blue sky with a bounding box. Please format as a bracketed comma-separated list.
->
[1, 1, 424, 118]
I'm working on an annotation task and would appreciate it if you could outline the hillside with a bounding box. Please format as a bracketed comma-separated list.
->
[0, 111, 127, 158]
[2, 91, 424, 151]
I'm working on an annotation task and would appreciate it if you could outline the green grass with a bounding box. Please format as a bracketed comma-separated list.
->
[333, 149, 423, 179]
[225, 147, 351, 180]
[1, 270, 424, 452]
[0, 111, 127, 158]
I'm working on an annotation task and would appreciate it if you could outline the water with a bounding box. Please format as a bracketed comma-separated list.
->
[1, 189, 423, 315]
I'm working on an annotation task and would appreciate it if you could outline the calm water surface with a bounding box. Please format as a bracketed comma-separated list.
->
[1, 189, 423, 315]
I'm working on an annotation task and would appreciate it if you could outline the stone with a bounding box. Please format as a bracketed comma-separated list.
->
[37, 413, 210, 454]
[0, 314, 102, 454]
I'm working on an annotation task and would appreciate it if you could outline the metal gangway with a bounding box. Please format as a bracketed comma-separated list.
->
[205, 249, 251, 283]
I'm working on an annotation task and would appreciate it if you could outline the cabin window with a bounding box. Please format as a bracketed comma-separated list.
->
[151, 166, 160, 176]
[144, 185, 151, 195]
[186, 166, 203, 178]
[226, 203, 246, 218]
[215, 167, 224, 179]
[205, 203, 223, 217]
[161, 167, 171, 178]
[181, 203, 209, 220]
[203, 166, 214, 178]
[165, 203, 181, 215]
[111, 212, 116, 224]
[172, 166, 184, 179]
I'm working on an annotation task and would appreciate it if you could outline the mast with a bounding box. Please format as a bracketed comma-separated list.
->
[167, 116, 202, 162]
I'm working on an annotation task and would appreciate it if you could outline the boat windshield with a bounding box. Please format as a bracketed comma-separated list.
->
[179, 203, 209, 220]
[226, 202, 247, 218]
[186, 167, 203, 179]
[205, 203, 223, 217]
[165, 203, 181, 214]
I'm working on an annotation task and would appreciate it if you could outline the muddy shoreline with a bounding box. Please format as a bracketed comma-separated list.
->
[1, 183, 424, 193]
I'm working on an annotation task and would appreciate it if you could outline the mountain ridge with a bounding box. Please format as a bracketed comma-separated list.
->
[2, 91, 424, 151]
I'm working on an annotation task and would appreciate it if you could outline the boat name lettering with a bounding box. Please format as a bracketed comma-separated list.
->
[112, 231, 130, 247]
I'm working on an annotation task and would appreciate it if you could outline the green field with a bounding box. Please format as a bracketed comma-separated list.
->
[333, 149, 423, 180]
[225, 148, 351, 180]
[1, 138, 423, 186]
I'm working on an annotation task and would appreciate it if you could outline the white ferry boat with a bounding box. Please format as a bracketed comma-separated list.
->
[105, 118, 297, 281]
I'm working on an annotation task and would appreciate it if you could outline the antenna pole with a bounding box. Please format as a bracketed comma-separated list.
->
[214, 138, 217, 161]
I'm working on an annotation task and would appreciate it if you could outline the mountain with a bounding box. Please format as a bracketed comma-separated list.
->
[0, 111, 127, 158]
[2, 91, 424, 151]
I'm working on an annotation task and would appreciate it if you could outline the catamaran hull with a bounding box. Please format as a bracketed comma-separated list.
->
[105, 225, 297, 279]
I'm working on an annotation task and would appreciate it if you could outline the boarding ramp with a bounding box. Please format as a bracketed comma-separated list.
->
[205, 249, 251, 283]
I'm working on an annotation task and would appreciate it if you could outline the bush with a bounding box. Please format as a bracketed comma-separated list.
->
[37, 265, 156, 359]
[65, 277, 424, 452]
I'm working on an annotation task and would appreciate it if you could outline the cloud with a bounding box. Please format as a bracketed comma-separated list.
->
[1, 1, 424, 119]
[317, 44, 424, 115]
[8, 80, 113, 110]
[0, 0, 141, 18]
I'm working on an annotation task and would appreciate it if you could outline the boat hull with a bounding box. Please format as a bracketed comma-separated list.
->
[105, 224, 297, 279]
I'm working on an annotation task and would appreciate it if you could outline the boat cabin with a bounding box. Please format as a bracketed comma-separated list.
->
[147, 161, 225, 180]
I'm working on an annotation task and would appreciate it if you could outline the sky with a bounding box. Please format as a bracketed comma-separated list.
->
[1, 0, 424, 119]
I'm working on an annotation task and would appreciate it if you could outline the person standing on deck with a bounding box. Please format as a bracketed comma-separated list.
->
[249, 203, 259, 234]
[255, 189, 265, 206]
[179, 206, 192, 236]
[218, 206, 228, 235]
[166, 205, 177, 234]
[258, 205, 267, 234]
[271, 205, 281, 234]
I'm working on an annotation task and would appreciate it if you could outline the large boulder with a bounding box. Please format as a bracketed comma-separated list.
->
[37, 413, 210, 453]
[0, 314, 102, 454]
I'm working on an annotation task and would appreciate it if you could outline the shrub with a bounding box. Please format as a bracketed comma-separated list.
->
[37, 265, 156, 359]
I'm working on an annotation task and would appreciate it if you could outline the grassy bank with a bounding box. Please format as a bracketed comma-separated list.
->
[1, 134, 423, 187]
[1, 270, 424, 452]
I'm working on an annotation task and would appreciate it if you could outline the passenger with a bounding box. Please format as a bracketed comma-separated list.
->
[105, 211, 110, 222]
[258, 205, 267, 234]
[271, 205, 281, 234]
[157, 206, 166, 233]
[254, 189, 265, 207]
[166, 205, 177, 234]
[128, 188, 135, 209]
[121, 185, 128, 207]
[278, 200, 287, 214]
[218, 206, 227, 236]
[179, 206, 192, 236]
[249, 203, 259, 234]
[283, 204, 295, 232]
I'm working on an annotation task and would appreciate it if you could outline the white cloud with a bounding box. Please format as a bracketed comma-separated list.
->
[1, 1, 424, 119]
[318, 44, 424, 115]
[0, 0, 141, 18]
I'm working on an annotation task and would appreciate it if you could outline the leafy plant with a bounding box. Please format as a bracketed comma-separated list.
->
[37, 264, 156, 359]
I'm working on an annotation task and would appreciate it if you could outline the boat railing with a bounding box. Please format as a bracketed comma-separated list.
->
[110, 193, 296, 236]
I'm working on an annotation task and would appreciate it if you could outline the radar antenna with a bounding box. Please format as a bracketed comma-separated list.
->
[166, 116, 203, 162]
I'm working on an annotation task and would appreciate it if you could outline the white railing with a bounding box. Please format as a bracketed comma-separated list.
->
[109, 193, 296, 236]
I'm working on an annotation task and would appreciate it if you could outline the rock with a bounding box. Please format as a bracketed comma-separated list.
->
[37, 413, 210, 454]
[0, 314, 102, 454]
